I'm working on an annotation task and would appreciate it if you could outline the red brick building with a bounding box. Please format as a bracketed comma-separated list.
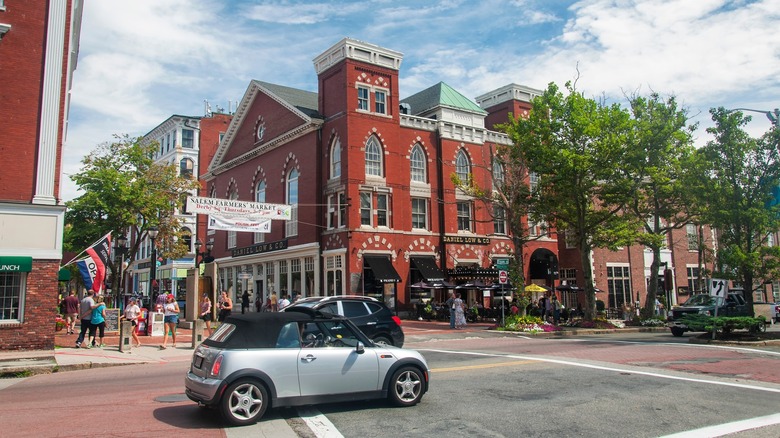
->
[0, 0, 83, 350]
[202, 38, 717, 316]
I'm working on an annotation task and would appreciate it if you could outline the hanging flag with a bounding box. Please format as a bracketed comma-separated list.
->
[76, 257, 97, 291]
[84, 232, 112, 292]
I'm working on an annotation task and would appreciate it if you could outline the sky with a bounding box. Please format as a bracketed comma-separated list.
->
[62, 0, 780, 201]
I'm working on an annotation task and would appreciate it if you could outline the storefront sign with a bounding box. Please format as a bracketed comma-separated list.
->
[0, 256, 33, 272]
[442, 236, 490, 245]
[231, 239, 289, 257]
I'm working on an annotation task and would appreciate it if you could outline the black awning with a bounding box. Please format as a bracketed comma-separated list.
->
[410, 256, 445, 282]
[364, 255, 401, 283]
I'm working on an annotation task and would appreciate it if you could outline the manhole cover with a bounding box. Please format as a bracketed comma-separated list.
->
[155, 393, 189, 403]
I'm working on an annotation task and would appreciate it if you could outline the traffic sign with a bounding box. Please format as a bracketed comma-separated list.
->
[496, 259, 510, 270]
[709, 278, 727, 298]
[499, 270, 508, 284]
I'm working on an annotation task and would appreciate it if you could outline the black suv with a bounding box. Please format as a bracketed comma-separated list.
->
[284, 296, 404, 347]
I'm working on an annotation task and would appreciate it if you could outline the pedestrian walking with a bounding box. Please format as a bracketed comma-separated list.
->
[544, 294, 553, 322]
[454, 292, 467, 329]
[278, 294, 290, 310]
[255, 295, 262, 312]
[552, 295, 562, 325]
[445, 291, 456, 329]
[62, 290, 79, 334]
[87, 295, 107, 348]
[270, 292, 278, 312]
[123, 297, 142, 348]
[200, 293, 213, 338]
[218, 291, 233, 322]
[75, 290, 95, 348]
[160, 294, 180, 349]
[241, 291, 250, 314]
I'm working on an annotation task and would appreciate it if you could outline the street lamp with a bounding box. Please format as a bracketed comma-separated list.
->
[728, 107, 779, 126]
[148, 226, 159, 308]
[115, 234, 128, 309]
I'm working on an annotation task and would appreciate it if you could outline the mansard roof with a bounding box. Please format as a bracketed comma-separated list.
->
[401, 82, 487, 116]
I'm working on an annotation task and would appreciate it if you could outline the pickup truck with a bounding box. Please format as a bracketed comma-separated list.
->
[666, 292, 751, 337]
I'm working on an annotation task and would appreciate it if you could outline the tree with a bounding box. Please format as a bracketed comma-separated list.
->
[624, 93, 698, 318]
[451, 140, 542, 315]
[65, 135, 201, 299]
[504, 82, 636, 320]
[696, 108, 780, 307]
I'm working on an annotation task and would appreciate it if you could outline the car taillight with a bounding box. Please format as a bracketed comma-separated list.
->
[392, 315, 402, 326]
[210, 355, 223, 376]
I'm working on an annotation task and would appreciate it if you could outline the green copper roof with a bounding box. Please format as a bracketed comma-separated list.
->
[401, 82, 487, 116]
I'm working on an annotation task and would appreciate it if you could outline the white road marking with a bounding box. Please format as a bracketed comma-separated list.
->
[561, 337, 780, 357]
[418, 348, 780, 394]
[659, 412, 780, 437]
[297, 406, 345, 438]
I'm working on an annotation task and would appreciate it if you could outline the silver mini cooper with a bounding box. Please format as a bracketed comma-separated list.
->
[185, 308, 430, 426]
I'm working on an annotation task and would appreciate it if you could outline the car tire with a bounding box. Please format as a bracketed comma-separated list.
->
[372, 335, 393, 347]
[388, 366, 424, 407]
[670, 327, 685, 337]
[220, 378, 269, 426]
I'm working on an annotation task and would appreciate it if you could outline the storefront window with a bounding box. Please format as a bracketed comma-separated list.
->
[0, 272, 25, 322]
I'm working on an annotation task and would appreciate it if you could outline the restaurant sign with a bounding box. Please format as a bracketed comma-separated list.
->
[0, 256, 33, 272]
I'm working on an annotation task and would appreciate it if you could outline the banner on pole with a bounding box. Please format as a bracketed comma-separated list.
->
[187, 196, 291, 220]
[208, 215, 272, 233]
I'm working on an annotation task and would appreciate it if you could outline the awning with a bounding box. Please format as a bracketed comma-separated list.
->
[363, 255, 401, 284]
[57, 267, 71, 281]
[410, 256, 444, 282]
[0, 256, 33, 272]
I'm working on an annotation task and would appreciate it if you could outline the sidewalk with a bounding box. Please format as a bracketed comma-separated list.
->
[0, 327, 196, 376]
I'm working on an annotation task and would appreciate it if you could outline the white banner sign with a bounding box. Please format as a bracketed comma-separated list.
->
[187, 196, 291, 220]
[208, 215, 272, 233]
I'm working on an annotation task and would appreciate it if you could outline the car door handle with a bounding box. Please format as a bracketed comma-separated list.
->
[300, 354, 317, 363]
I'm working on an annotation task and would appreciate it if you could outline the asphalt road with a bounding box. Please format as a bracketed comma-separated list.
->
[1, 329, 779, 437]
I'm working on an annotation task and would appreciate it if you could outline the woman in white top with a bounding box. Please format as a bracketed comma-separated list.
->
[123, 297, 142, 347]
[160, 294, 180, 349]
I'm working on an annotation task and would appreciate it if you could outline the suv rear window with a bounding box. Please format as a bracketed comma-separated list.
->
[342, 301, 368, 317]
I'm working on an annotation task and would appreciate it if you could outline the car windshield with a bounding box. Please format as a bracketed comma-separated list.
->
[683, 295, 718, 306]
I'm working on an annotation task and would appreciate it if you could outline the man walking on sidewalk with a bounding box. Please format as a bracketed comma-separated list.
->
[446, 291, 456, 329]
[75, 290, 95, 348]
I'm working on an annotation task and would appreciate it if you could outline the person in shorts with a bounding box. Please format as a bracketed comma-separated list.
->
[123, 297, 142, 348]
[62, 290, 80, 334]
[199, 293, 213, 338]
[160, 294, 180, 349]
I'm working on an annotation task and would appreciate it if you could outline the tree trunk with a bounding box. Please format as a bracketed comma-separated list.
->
[581, 242, 596, 321]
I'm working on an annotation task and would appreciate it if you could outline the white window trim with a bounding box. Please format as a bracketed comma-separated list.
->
[355, 83, 392, 118]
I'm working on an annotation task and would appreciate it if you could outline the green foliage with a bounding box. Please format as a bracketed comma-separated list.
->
[504, 81, 636, 321]
[678, 314, 766, 334]
[65, 135, 201, 292]
[694, 108, 780, 299]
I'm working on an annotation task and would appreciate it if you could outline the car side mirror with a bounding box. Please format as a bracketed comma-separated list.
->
[355, 341, 365, 354]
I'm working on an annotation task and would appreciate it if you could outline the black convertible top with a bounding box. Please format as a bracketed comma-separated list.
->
[202, 308, 338, 349]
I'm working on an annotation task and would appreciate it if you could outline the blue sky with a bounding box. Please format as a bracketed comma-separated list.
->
[63, 0, 780, 201]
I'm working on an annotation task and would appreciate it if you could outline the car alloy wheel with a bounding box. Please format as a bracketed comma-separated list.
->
[389, 366, 424, 406]
[220, 379, 268, 426]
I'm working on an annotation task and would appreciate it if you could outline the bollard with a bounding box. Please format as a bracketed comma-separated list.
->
[119, 321, 133, 353]
[191, 318, 205, 349]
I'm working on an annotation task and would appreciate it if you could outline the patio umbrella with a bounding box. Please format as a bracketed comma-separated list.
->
[410, 281, 430, 289]
[525, 284, 549, 293]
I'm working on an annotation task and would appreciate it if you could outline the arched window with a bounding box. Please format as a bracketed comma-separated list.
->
[255, 181, 266, 244]
[456, 150, 470, 181]
[365, 136, 382, 177]
[180, 158, 194, 178]
[330, 138, 341, 179]
[286, 168, 299, 237]
[492, 160, 504, 189]
[410, 144, 426, 183]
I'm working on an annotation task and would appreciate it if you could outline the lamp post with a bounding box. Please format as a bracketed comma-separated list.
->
[148, 226, 159, 308]
[115, 234, 128, 310]
[192, 239, 214, 321]
[727, 107, 779, 126]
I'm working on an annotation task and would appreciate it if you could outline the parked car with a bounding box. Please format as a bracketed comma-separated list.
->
[753, 301, 780, 323]
[666, 292, 752, 336]
[284, 295, 404, 347]
[185, 309, 429, 426]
